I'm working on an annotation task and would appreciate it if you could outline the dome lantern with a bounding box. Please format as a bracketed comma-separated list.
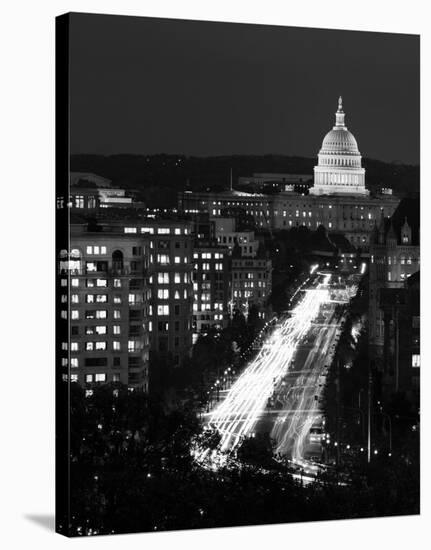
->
[335, 96, 345, 127]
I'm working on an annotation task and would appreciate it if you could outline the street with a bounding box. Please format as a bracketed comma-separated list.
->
[201, 270, 357, 472]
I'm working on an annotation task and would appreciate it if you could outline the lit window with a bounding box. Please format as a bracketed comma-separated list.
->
[70, 342, 79, 351]
[95, 342, 106, 350]
[96, 279, 107, 287]
[158, 289, 169, 299]
[113, 295, 121, 304]
[71, 278, 79, 287]
[71, 358, 78, 368]
[96, 310, 107, 319]
[113, 341, 121, 351]
[71, 310, 79, 320]
[157, 305, 169, 316]
[174, 228, 181, 235]
[174, 256, 181, 264]
[128, 341, 137, 352]
[85, 374, 93, 383]
[95, 326, 106, 335]
[157, 254, 169, 265]
[113, 279, 121, 288]
[113, 310, 121, 319]
[71, 294, 79, 303]
[158, 228, 170, 234]
[113, 325, 121, 335]
[124, 227, 137, 233]
[412, 354, 420, 368]
[158, 272, 169, 284]
[70, 374, 78, 383]
[86, 342, 94, 351]
[95, 373, 106, 382]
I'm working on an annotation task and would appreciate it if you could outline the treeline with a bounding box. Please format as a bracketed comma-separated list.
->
[62, 382, 419, 536]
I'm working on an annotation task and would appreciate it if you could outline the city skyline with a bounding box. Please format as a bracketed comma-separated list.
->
[69, 14, 419, 164]
[57, 13, 420, 537]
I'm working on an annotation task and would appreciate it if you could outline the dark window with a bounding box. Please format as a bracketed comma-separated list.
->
[129, 278, 141, 290]
[175, 321, 180, 331]
[128, 357, 141, 367]
[159, 337, 168, 352]
[113, 357, 121, 367]
[112, 250, 124, 270]
[71, 326, 79, 335]
[132, 246, 142, 256]
[129, 310, 142, 320]
[85, 357, 108, 367]
[174, 305, 180, 315]
[175, 242, 180, 249]
[129, 325, 141, 336]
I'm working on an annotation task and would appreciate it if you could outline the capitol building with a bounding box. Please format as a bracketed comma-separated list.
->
[178, 97, 399, 249]
[311, 97, 368, 196]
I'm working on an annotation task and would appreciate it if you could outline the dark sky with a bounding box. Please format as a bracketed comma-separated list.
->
[69, 13, 420, 164]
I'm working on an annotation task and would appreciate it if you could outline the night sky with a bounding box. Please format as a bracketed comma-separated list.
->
[69, 13, 420, 164]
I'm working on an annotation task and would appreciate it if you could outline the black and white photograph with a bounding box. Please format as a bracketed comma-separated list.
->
[54, 12, 421, 537]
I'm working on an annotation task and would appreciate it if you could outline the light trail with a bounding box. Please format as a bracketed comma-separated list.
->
[203, 274, 332, 454]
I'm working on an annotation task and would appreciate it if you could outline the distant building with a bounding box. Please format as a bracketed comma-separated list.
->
[368, 198, 420, 402]
[378, 274, 420, 406]
[231, 245, 272, 319]
[58, 172, 135, 210]
[142, 219, 194, 367]
[213, 217, 261, 257]
[192, 241, 231, 342]
[238, 173, 313, 193]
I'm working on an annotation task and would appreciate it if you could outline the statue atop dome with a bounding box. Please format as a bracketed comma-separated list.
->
[335, 95, 346, 127]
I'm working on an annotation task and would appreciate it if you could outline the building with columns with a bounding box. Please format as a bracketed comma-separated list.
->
[311, 96, 368, 196]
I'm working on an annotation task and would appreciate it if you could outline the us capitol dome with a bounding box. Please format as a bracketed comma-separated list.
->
[310, 97, 369, 196]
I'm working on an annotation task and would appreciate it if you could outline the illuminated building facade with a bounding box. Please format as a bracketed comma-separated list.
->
[60, 218, 194, 391]
[192, 242, 231, 341]
[61, 225, 151, 390]
[231, 248, 272, 319]
[310, 97, 367, 196]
